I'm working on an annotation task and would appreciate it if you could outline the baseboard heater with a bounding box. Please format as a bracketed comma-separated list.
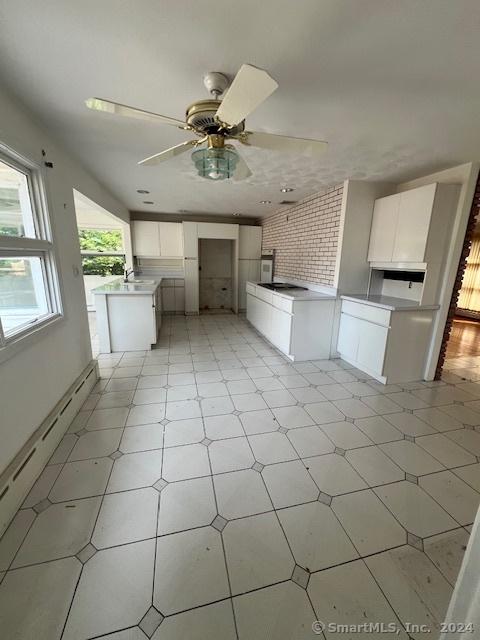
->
[0, 360, 99, 536]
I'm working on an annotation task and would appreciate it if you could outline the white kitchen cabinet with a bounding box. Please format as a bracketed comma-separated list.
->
[367, 195, 399, 262]
[182, 222, 198, 258]
[161, 284, 175, 312]
[184, 259, 199, 314]
[132, 221, 160, 257]
[159, 222, 184, 257]
[392, 184, 435, 262]
[337, 297, 435, 383]
[239, 226, 262, 259]
[368, 183, 459, 265]
[93, 281, 162, 352]
[133, 221, 183, 257]
[239, 259, 261, 309]
[270, 307, 292, 353]
[246, 283, 335, 361]
[174, 283, 185, 312]
[336, 313, 361, 361]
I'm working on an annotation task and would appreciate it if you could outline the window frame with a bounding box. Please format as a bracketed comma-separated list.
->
[0, 144, 63, 354]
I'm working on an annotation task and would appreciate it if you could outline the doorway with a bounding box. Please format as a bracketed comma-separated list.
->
[198, 238, 234, 313]
[437, 177, 480, 374]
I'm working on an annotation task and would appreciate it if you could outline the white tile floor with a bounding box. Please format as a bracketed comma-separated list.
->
[0, 315, 479, 639]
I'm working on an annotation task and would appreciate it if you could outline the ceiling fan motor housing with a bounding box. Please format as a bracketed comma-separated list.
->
[186, 99, 245, 136]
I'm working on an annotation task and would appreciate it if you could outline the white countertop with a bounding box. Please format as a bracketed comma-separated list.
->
[341, 294, 439, 311]
[92, 278, 161, 295]
[249, 282, 336, 301]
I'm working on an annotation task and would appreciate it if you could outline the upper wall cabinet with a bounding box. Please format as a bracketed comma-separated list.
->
[239, 226, 262, 259]
[367, 194, 400, 263]
[132, 221, 184, 257]
[368, 183, 459, 264]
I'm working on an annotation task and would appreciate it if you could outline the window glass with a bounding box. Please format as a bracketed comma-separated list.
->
[0, 159, 36, 238]
[0, 256, 50, 336]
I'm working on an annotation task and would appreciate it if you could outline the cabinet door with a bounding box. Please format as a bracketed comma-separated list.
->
[337, 313, 361, 361]
[184, 259, 199, 313]
[183, 222, 198, 258]
[162, 286, 175, 312]
[238, 260, 250, 310]
[367, 194, 399, 262]
[239, 226, 262, 259]
[356, 321, 388, 375]
[246, 293, 258, 325]
[133, 221, 160, 256]
[159, 222, 184, 257]
[270, 307, 292, 353]
[174, 286, 185, 312]
[392, 184, 436, 262]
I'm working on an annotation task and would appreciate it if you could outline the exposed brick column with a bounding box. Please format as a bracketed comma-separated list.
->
[435, 176, 480, 378]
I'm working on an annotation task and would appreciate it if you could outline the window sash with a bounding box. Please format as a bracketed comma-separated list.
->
[0, 145, 62, 349]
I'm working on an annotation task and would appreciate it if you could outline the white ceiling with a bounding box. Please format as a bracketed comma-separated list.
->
[0, 0, 479, 217]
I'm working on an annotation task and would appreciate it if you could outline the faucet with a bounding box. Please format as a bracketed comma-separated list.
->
[123, 268, 134, 283]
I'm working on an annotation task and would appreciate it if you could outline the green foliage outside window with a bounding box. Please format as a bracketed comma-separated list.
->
[79, 229, 125, 276]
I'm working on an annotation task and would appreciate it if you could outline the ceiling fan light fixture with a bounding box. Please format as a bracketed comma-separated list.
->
[192, 146, 239, 181]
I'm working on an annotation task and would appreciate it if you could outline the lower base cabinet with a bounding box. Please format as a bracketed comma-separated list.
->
[246, 285, 335, 361]
[337, 299, 435, 383]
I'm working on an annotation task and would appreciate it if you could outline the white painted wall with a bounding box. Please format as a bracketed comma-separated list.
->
[0, 89, 129, 473]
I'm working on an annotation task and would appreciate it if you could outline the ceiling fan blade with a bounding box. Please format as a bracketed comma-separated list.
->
[215, 64, 278, 128]
[85, 98, 187, 128]
[138, 139, 204, 166]
[243, 131, 328, 156]
[233, 151, 252, 181]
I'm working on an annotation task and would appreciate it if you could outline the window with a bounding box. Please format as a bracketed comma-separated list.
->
[0, 148, 61, 348]
[78, 228, 125, 276]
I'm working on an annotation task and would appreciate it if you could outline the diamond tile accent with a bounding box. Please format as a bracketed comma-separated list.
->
[233, 410, 241, 416]
[201, 437, 212, 447]
[278, 426, 288, 434]
[33, 498, 51, 514]
[139, 605, 164, 637]
[76, 542, 97, 564]
[109, 450, 123, 460]
[405, 473, 418, 484]
[153, 478, 168, 492]
[318, 492, 332, 506]
[76, 428, 88, 437]
[252, 461, 264, 473]
[161, 419, 170, 426]
[407, 532, 424, 551]
[211, 515, 228, 532]
[404, 434, 415, 442]
[291, 564, 310, 589]
[345, 417, 354, 423]
[334, 447, 346, 456]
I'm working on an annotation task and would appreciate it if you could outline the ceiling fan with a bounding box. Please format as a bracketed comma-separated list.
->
[85, 64, 328, 182]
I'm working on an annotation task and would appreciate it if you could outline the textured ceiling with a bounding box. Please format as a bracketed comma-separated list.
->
[0, 0, 479, 217]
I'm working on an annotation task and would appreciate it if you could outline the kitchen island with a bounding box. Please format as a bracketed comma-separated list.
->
[92, 278, 162, 353]
[246, 281, 336, 361]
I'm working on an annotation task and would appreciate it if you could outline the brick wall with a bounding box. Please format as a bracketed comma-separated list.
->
[261, 184, 344, 286]
[435, 175, 480, 378]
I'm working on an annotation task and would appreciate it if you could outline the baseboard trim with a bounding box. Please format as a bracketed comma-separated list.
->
[0, 360, 99, 536]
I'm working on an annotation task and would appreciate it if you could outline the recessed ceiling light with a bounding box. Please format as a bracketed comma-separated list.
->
[260, 200, 272, 205]
[232, 213, 241, 217]
[143, 201, 154, 205]
[137, 189, 150, 194]
[280, 187, 294, 193]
